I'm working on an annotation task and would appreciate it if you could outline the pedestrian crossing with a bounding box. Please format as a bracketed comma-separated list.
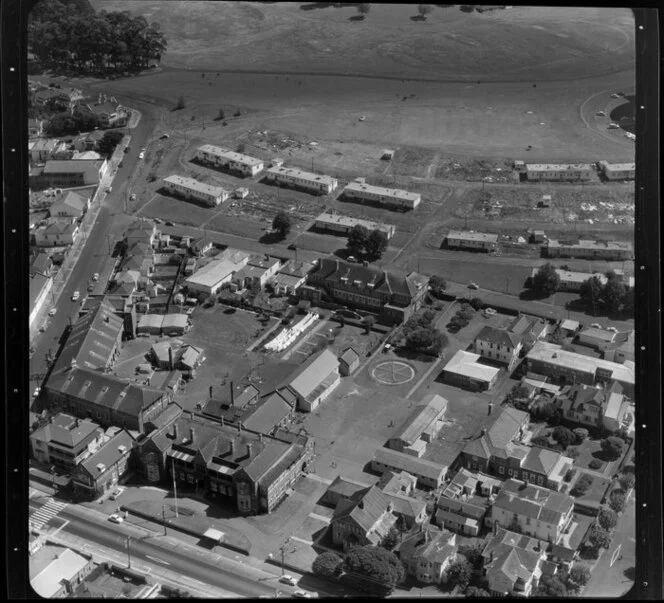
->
[29, 498, 68, 530]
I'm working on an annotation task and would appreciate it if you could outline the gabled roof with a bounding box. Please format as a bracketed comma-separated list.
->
[79, 429, 134, 478]
[476, 325, 522, 349]
[243, 391, 293, 434]
[31, 413, 101, 449]
[277, 260, 315, 278]
[30, 253, 52, 277]
[391, 395, 448, 446]
[521, 446, 565, 476]
[492, 478, 574, 524]
[484, 546, 543, 595]
[339, 347, 360, 366]
[287, 348, 339, 400]
[333, 485, 390, 534]
[373, 447, 447, 480]
[463, 407, 529, 460]
[326, 475, 372, 499]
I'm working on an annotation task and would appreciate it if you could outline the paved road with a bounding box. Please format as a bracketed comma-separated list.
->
[29, 498, 279, 598]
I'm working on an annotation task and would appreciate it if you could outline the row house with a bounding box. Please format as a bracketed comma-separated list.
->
[269, 260, 315, 296]
[265, 165, 338, 195]
[195, 144, 264, 177]
[71, 429, 135, 499]
[34, 221, 80, 247]
[30, 413, 104, 471]
[314, 211, 396, 239]
[544, 238, 634, 261]
[445, 230, 499, 252]
[163, 175, 229, 207]
[342, 178, 421, 210]
[399, 525, 458, 585]
[524, 163, 593, 182]
[490, 479, 575, 544]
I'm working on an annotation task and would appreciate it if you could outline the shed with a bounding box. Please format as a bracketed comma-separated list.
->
[381, 149, 395, 160]
[202, 528, 225, 543]
[338, 347, 361, 376]
[235, 187, 249, 199]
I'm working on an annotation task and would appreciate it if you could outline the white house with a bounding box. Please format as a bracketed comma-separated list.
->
[343, 178, 421, 210]
[524, 163, 593, 181]
[163, 175, 229, 207]
[49, 191, 90, 219]
[474, 326, 523, 371]
[597, 161, 635, 181]
[265, 166, 338, 195]
[34, 221, 80, 246]
[195, 144, 264, 177]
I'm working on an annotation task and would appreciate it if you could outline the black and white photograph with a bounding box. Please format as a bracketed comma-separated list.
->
[4, 1, 661, 599]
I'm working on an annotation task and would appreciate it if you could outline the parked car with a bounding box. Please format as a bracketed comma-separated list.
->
[153, 217, 162, 224]
[110, 487, 125, 501]
[293, 591, 310, 598]
[591, 323, 602, 328]
[280, 576, 298, 587]
[71, 291, 80, 301]
[595, 110, 606, 117]
[607, 123, 620, 129]
[358, 116, 366, 122]
[483, 307, 497, 317]
[33, 386, 41, 398]
[108, 513, 124, 524]
[92, 273, 99, 281]
[468, 282, 479, 290]
[48, 308, 57, 317]
[130, 193, 136, 201]
[160, 133, 170, 139]
[288, 243, 298, 250]
[346, 255, 358, 263]
[165, 221, 174, 226]
[138, 152, 145, 160]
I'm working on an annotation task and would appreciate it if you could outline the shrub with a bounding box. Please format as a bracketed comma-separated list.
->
[618, 473, 635, 491]
[573, 427, 589, 444]
[553, 426, 576, 448]
[600, 436, 624, 460]
[563, 468, 576, 483]
[566, 447, 580, 460]
[609, 489, 626, 513]
[597, 508, 618, 530]
[589, 459, 603, 470]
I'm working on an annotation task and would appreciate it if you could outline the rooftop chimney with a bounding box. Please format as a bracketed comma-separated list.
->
[358, 501, 364, 510]
[221, 416, 224, 427]
[247, 443, 253, 458]
[209, 385, 213, 399]
[488, 402, 493, 416]
[189, 426, 195, 444]
[229, 440, 235, 456]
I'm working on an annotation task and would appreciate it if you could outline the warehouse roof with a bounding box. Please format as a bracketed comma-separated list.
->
[391, 395, 447, 446]
[287, 349, 339, 400]
[373, 447, 447, 481]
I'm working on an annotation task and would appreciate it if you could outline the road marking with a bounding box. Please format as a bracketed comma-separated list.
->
[146, 554, 170, 565]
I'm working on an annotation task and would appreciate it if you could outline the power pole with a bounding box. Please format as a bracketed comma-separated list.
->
[162, 505, 167, 535]
[171, 457, 179, 517]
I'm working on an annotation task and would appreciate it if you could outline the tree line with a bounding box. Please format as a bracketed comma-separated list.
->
[28, 0, 167, 75]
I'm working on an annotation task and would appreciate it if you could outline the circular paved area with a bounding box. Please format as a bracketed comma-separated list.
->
[371, 360, 416, 385]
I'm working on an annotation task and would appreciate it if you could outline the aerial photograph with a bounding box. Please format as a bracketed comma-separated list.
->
[26, 2, 638, 598]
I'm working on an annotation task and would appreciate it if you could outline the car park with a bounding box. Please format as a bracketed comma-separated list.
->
[71, 291, 80, 301]
[280, 575, 298, 586]
[108, 513, 124, 524]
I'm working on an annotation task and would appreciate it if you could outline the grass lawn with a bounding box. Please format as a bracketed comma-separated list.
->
[326, 321, 383, 358]
[140, 193, 215, 227]
[570, 471, 612, 508]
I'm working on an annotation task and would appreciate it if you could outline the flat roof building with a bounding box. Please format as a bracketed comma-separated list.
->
[163, 175, 229, 207]
[184, 249, 250, 296]
[314, 211, 396, 239]
[524, 163, 593, 181]
[597, 161, 635, 180]
[445, 230, 499, 251]
[343, 178, 421, 210]
[544, 239, 634, 260]
[196, 144, 264, 177]
[265, 165, 338, 195]
[440, 350, 501, 391]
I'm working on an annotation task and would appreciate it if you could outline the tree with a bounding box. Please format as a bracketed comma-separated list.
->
[446, 558, 472, 589]
[429, 275, 447, 298]
[532, 263, 560, 295]
[458, 544, 483, 570]
[380, 526, 400, 550]
[343, 545, 404, 594]
[312, 551, 343, 578]
[573, 427, 589, 444]
[464, 586, 490, 597]
[418, 4, 433, 18]
[602, 277, 626, 314]
[589, 525, 612, 550]
[566, 446, 580, 460]
[404, 325, 447, 356]
[609, 490, 626, 513]
[272, 211, 291, 239]
[563, 468, 576, 483]
[597, 508, 618, 531]
[362, 315, 376, 334]
[621, 286, 634, 316]
[536, 575, 568, 597]
[618, 473, 635, 491]
[347, 224, 369, 255]
[600, 436, 624, 460]
[365, 229, 388, 260]
[569, 565, 591, 588]
[580, 276, 603, 313]
[97, 130, 124, 156]
[552, 426, 576, 448]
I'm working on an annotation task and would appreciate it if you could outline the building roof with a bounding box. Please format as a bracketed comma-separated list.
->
[277, 260, 315, 278]
[287, 349, 339, 401]
[546, 238, 633, 252]
[50, 300, 124, 374]
[30, 252, 52, 276]
[178, 345, 201, 369]
[344, 179, 420, 202]
[333, 485, 391, 533]
[339, 347, 361, 366]
[579, 327, 618, 343]
[197, 144, 264, 167]
[391, 395, 448, 446]
[267, 165, 337, 188]
[243, 391, 293, 434]
[42, 221, 78, 236]
[42, 159, 104, 177]
[326, 475, 373, 499]
[521, 446, 568, 478]
[30, 138, 60, 152]
[483, 527, 548, 558]
[484, 545, 543, 595]
[30, 547, 90, 598]
[437, 494, 488, 519]
[462, 407, 529, 460]
[475, 326, 522, 349]
[164, 175, 228, 198]
[162, 314, 189, 329]
[598, 160, 636, 172]
[493, 478, 574, 524]
[527, 341, 634, 386]
[443, 350, 501, 383]
[32, 413, 101, 449]
[447, 230, 499, 243]
[560, 319, 580, 332]
[79, 429, 134, 478]
[315, 211, 395, 235]
[185, 249, 250, 289]
[373, 447, 447, 481]
[51, 191, 87, 213]
[441, 467, 479, 499]
[526, 163, 592, 171]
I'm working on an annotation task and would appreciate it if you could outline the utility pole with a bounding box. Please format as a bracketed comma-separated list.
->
[125, 536, 132, 569]
[162, 505, 167, 535]
[171, 457, 179, 518]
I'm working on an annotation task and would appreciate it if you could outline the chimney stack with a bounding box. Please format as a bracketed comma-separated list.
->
[238, 422, 242, 433]
[247, 443, 253, 458]
[230, 381, 234, 407]
[488, 401, 493, 416]
[229, 440, 235, 456]
[168, 346, 174, 371]
[189, 426, 195, 444]
[173, 423, 178, 440]
[209, 385, 213, 399]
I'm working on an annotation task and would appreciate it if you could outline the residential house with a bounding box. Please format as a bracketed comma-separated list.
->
[330, 485, 398, 550]
[33, 85, 83, 110]
[445, 230, 499, 252]
[544, 239, 634, 261]
[399, 525, 458, 585]
[265, 165, 338, 195]
[49, 191, 90, 219]
[31, 159, 108, 189]
[282, 348, 341, 412]
[602, 330, 635, 364]
[34, 221, 80, 246]
[189, 236, 215, 257]
[30, 252, 53, 277]
[30, 545, 94, 598]
[302, 257, 428, 325]
[481, 527, 548, 597]
[163, 175, 229, 207]
[269, 260, 315, 296]
[378, 470, 418, 497]
[436, 495, 488, 537]
[76, 96, 128, 128]
[490, 479, 575, 544]
[195, 144, 264, 177]
[321, 475, 372, 508]
[371, 447, 448, 490]
[28, 118, 46, 138]
[232, 255, 281, 290]
[71, 429, 134, 499]
[177, 345, 203, 371]
[314, 211, 396, 239]
[343, 177, 421, 210]
[29, 138, 61, 164]
[554, 382, 628, 433]
[387, 394, 448, 457]
[30, 413, 104, 472]
[507, 314, 549, 353]
[474, 326, 523, 371]
[338, 347, 361, 376]
[440, 350, 501, 391]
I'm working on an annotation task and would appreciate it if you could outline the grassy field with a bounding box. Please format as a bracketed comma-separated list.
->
[91, 3, 635, 83]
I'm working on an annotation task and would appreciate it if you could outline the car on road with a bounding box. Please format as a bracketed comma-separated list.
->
[293, 591, 310, 598]
[346, 255, 358, 263]
[48, 308, 57, 317]
[110, 487, 126, 501]
[108, 513, 124, 524]
[591, 323, 602, 328]
[595, 110, 606, 117]
[92, 273, 100, 281]
[165, 221, 174, 226]
[106, 186, 112, 193]
[160, 133, 170, 139]
[606, 326, 619, 333]
[71, 291, 80, 301]
[483, 307, 497, 317]
[468, 282, 479, 290]
[358, 116, 366, 121]
[130, 193, 136, 201]
[33, 386, 41, 398]
[280, 576, 298, 587]
[153, 217, 162, 224]
[608, 123, 620, 129]
[138, 152, 145, 160]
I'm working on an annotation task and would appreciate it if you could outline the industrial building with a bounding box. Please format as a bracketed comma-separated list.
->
[264, 165, 338, 195]
[342, 178, 421, 210]
[163, 175, 229, 207]
[195, 144, 264, 177]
